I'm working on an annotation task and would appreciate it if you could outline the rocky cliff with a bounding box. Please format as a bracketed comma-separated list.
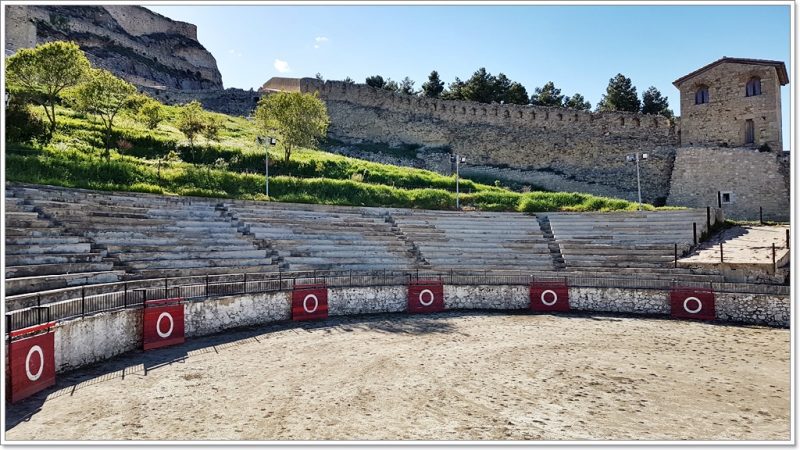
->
[4, 4, 223, 90]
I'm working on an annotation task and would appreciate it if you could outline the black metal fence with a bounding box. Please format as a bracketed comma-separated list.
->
[5, 269, 790, 333]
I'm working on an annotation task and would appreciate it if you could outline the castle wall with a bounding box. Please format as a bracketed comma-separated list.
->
[677, 62, 784, 151]
[300, 79, 680, 204]
[666, 147, 790, 221]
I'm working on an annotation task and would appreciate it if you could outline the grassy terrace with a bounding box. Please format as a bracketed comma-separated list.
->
[6, 103, 662, 212]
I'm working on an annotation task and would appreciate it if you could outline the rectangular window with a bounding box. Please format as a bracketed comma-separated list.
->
[721, 192, 733, 204]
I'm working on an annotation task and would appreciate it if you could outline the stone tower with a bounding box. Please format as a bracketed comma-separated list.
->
[673, 57, 788, 151]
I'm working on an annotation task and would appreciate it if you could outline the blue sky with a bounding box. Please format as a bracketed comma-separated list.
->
[148, 3, 792, 147]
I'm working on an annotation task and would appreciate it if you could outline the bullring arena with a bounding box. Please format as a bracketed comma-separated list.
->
[3, 184, 791, 441]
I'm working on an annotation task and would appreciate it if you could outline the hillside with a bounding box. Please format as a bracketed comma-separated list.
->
[5, 100, 661, 213]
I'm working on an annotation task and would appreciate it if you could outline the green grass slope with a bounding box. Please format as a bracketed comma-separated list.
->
[5, 103, 663, 212]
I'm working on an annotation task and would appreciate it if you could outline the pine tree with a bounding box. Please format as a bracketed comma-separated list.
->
[531, 81, 565, 107]
[564, 93, 591, 111]
[421, 70, 445, 98]
[641, 86, 673, 117]
[596, 73, 640, 112]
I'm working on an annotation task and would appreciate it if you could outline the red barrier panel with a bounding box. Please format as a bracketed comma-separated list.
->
[670, 287, 715, 321]
[9, 327, 56, 403]
[530, 281, 570, 312]
[143, 298, 185, 351]
[408, 280, 445, 313]
[292, 283, 328, 321]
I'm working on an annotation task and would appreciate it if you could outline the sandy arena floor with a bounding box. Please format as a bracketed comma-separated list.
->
[4, 311, 791, 442]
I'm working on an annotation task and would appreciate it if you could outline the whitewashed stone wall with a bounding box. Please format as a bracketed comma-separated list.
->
[715, 292, 789, 327]
[54, 309, 142, 373]
[328, 286, 406, 315]
[444, 285, 529, 310]
[184, 292, 290, 337]
[570, 287, 671, 315]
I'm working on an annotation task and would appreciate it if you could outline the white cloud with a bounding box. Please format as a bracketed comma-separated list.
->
[228, 49, 242, 57]
[313, 36, 329, 49]
[273, 59, 291, 73]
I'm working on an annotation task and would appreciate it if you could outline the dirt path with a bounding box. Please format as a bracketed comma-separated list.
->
[5, 311, 790, 442]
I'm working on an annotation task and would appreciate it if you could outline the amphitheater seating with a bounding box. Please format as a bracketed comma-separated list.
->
[224, 201, 419, 271]
[5, 195, 125, 296]
[7, 186, 279, 282]
[546, 210, 709, 272]
[390, 210, 554, 271]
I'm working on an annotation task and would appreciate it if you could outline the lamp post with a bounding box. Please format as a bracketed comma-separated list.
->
[452, 154, 466, 210]
[256, 136, 277, 198]
[4, 91, 10, 108]
[626, 152, 648, 211]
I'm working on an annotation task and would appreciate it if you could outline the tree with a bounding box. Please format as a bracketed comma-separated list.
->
[596, 73, 640, 112]
[5, 40, 91, 134]
[176, 100, 208, 161]
[383, 78, 399, 93]
[254, 91, 329, 163]
[343, 76, 355, 84]
[503, 82, 530, 105]
[399, 76, 417, 95]
[63, 68, 137, 159]
[203, 115, 222, 146]
[531, 81, 564, 107]
[641, 86, 673, 117]
[441, 77, 466, 100]
[461, 67, 497, 103]
[365, 75, 386, 89]
[564, 93, 592, 111]
[315, 72, 324, 81]
[421, 70, 445, 98]
[137, 96, 164, 129]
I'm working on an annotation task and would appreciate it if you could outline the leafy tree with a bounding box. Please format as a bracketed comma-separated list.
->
[503, 82, 530, 105]
[5, 40, 91, 134]
[343, 76, 355, 84]
[365, 75, 386, 89]
[254, 91, 330, 163]
[531, 81, 565, 107]
[421, 70, 445, 98]
[176, 100, 208, 161]
[399, 76, 417, 95]
[441, 77, 466, 100]
[383, 78, 399, 93]
[596, 73, 640, 112]
[63, 68, 137, 159]
[203, 115, 222, 146]
[641, 86, 673, 117]
[564, 93, 592, 110]
[136, 96, 164, 129]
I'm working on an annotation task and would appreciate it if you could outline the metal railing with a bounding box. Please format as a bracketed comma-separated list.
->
[5, 269, 790, 333]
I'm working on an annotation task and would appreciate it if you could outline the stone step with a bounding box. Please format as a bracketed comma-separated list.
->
[114, 249, 268, 262]
[91, 235, 252, 246]
[5, 270, 126, 296]
[6, 261, 116, 278]
[5, 235, 89, 245]
[132, 265, 283, 279]
[5, 217, 54, 228]
[6, 252, 106, 266]
[565, 261, 673, 269]
[4, 227, 68, 237]
[282, 256, 408, 265]
[122, 257, 274, 270]
[5, 243, 92, 255]
[104, 243, 259, 253]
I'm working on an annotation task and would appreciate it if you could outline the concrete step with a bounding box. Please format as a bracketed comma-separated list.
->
[282, 256, 408, 265]
[114, 249, 268, 262]
[132, 265, 283, 279]
[5, 243, 92, 255]
[6, 261, 116, 278]
[5, 270, 126, 296]
[565, 260, 673, 269]
[123, 257, 274, 270]
[6, 252, 105, 266]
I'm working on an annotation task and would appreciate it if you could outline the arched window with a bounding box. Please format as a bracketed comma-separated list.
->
[695, 85, 709, 104]
[746, 77, 762, 97]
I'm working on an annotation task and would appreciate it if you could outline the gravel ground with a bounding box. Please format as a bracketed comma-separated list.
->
[5, 311, 790, 442]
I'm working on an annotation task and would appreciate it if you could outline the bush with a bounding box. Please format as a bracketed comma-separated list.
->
[5, 102, 49, 144]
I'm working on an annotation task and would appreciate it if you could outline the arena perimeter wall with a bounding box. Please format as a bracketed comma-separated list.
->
[49, 285, 789, 374]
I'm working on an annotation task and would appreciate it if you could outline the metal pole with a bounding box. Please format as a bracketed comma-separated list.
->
[455, 155, 460, 210]
[717, 191, 722, 208]
[635, 153, 643, 211]
[265, 141, 270, 198]
[787, 228, 790, 248]
[706, 206, 711, 231]
[720, 243, 724, 263]
[693, 222, 697, 246]
[772, 243, 776, 269]
[760, 206, 763, 225]
[674, 243, 678, 268]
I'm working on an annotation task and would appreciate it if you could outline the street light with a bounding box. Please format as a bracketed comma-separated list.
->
[451, 154, 467, 210]
[626, 152, 648, 211]
[256, 136, 277, 198]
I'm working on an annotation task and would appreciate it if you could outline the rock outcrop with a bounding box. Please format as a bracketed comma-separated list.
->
[4, 4, 223, 90]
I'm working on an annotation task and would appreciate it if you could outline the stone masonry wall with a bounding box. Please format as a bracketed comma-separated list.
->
[49, 284, 789, 374]
[667, 146, 790, 221]
[297, 79, 679, 204]
[676, 62, 783, 151]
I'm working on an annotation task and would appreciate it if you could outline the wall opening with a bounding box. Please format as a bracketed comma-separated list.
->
[745, 119, 755, 145]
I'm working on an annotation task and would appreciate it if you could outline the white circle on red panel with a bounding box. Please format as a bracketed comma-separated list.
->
[540, 289, 558, 306]
[303, 294, 319, 314]
[156, 312, 174, 338]
[683, 296, 703, 314]
[419, 289, 435, 306]
[25, 345, 44, 382]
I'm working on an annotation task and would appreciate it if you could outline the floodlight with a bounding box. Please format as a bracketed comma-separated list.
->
[642, 153, 648, 160]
